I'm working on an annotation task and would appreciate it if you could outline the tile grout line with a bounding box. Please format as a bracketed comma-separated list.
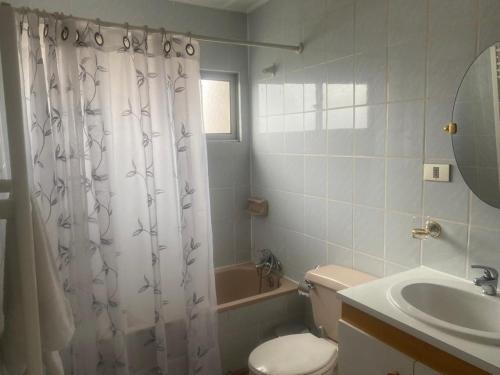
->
[383, 0, 389, 276]
[350, 0, 356, 270]
[420, 0, 430, 267]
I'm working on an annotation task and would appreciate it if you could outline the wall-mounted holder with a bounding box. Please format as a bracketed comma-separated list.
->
[412, 219, 442, 240]
[247, 197, 268, 216]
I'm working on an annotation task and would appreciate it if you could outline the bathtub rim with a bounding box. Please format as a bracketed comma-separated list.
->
[215, 262, 298, 313]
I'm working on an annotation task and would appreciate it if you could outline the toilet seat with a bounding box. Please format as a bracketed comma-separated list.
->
[248, 333, 338, 375]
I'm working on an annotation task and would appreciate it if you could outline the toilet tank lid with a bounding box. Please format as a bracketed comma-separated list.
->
[305, 265, 376, 291]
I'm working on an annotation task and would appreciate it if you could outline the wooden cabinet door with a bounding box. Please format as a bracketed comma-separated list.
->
[338, 320, 415, 375]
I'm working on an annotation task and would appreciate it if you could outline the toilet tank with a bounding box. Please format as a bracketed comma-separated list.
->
[305, 265, 375, 341]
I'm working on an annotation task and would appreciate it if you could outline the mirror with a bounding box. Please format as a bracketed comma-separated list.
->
[452, 43, 500, 208]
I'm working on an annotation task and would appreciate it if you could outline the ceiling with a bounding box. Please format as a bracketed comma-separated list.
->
[172, 0, 269, 13]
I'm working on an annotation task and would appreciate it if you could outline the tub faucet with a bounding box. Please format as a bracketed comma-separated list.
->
[471, 265, 498, 296]
[255, 249, 282, 276]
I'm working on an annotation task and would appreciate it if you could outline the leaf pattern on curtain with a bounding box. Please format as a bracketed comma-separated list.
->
[18, 13, 221, 375]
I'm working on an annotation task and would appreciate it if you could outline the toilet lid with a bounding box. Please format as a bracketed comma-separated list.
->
[248, 333, 338, 375]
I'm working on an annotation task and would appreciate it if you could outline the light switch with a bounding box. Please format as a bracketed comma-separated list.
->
[423, 164, 450, 182]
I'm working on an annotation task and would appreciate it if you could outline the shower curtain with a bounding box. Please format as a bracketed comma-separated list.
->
[17, 12, 221, 375]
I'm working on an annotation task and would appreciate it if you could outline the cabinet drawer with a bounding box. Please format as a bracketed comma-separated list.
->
[338, 320, 414, 375]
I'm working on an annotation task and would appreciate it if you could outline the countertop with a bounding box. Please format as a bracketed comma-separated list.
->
[338, 266, 500, 374]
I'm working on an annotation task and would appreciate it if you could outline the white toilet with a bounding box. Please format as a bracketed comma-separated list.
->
[248, 265, 375, 375]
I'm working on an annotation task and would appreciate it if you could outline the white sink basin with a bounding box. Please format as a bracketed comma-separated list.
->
[388, 278, 500, 344]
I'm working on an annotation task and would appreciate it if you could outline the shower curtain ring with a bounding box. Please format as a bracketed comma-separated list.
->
[61, 24, 69, 40]
[185, 32, 195, 56]
[163, 31, 172, 56]
[19, 12, 26, 35]
[161, 28, 171, 56]
[43, 17, 49, 38]
[95, 18, 104, 46]
[123, 22, 130, 50]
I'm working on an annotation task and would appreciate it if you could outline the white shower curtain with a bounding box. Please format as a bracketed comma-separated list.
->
[17, 12, 221, 375]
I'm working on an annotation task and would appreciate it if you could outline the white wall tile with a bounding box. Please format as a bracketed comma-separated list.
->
[354, 104, 386, 157]
[388, 0, 427, 46]
[304, 197, 328, 240]
[305, 156, 328, 197]
[424, 96, 455, 160]
[423, 163, 470, 223]
[469, 227, 500, 279]
[285, 71, 305, 114]
[248, 0, 500, 282]
[284, 113, 305, 154]
[302, 0, 328, 67]
[328, 157, 354, 202]
[388, 39, 426, 101]
[304, 111, 328, 154]
[327, 108, 354, 155]
[387, 101, 425, 158]
[422, 221, 468, 277]
[328, 243, 353, 267]
[303, 65, 327, 111]
[354, 252, 385, 277]
[327, 201, 353, 247]
[326, 2, 355, 61]
[355, 158, 385, 208]
[213, 219, 235, 267]
[385, 212, 421, 267]
[470, 194, 500, 230]
[326, 56, 354, 109]
[387, 158, 423, 214]
[354, 206, 385, 257]
[355, 48, 387, 105]
[354, 0, 387, 53]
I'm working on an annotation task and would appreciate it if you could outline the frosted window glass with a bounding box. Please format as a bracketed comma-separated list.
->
[201, 79, 231, 134]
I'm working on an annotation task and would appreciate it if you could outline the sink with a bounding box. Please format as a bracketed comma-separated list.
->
[388, 278, 500, 344]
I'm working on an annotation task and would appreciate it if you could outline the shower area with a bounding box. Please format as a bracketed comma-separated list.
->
[0, 1, 306, 374]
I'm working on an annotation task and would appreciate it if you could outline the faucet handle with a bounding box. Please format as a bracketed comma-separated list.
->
[471, 265, 498, 280]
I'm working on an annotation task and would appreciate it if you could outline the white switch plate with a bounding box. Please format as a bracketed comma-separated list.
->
[423, 164, 450, 182]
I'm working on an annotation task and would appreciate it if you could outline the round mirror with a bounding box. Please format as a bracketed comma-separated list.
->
[452, 43, 500, 208]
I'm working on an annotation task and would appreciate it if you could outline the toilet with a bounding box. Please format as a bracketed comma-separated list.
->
[248, 265, 375, 375]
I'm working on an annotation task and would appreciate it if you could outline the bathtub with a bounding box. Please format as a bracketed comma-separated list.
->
[215, 262, 297, 312]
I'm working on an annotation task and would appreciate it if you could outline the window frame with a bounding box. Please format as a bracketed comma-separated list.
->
[200, 70, 240, 141]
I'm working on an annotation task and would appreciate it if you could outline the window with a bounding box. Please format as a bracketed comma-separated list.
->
[200, 71, 239, 140]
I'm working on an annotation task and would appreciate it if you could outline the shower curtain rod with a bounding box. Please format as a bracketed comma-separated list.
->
[1, 2, 304, 53]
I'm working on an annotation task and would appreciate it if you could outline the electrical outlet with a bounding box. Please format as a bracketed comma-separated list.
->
[423, 164, 450, 182]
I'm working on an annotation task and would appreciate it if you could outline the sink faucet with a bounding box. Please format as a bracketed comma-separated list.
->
[471, 265, 498, 296]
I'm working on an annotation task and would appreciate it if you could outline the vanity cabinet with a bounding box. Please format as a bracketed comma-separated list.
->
[338, 303, 490, 375]
[339, 321, 415, 375]
[339, 321, 442, 375]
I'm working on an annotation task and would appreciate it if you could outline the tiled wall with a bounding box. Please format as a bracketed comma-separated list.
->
[5, 0, 252, 268]
[206, 55, 252, 268]
[248, 0, 500, 282]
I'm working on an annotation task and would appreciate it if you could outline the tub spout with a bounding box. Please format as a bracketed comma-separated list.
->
[255, 249, 282, 276]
